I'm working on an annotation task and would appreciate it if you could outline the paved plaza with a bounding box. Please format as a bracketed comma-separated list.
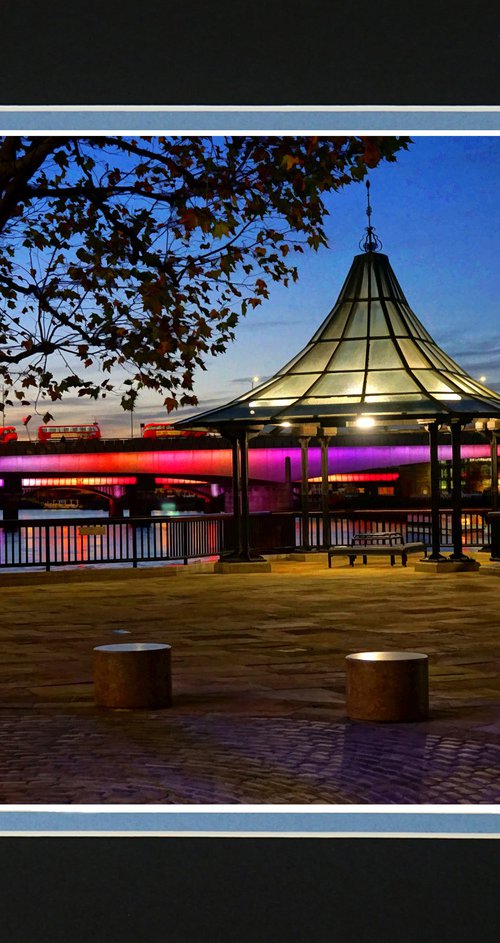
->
[1, 554, 500, 803]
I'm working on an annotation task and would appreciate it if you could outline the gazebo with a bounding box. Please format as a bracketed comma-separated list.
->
[177, 184, 500, 567]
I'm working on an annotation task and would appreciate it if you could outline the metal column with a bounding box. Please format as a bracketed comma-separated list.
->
[319, 435, 331, 549]
[220, 428, 265, 562]
[231, 433, 242, 557]
[298, 436, 310, 551]
[219, 430, 242, 561]
[427, 421, 445, 561]
[450, 420, 469, 561]
[239, 429, 251, 560]
[491, 430, 499, 512]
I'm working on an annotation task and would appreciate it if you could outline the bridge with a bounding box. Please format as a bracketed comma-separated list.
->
[0, 432, 494, 518]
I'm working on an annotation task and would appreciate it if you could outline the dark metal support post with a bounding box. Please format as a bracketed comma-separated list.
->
[491, 430, 499, 512]
[220, 426, 265, 563]
[479, 425, 498, 552]
[239, 429, 251, 559]
[450, 420, 469, 561]
[219, 431, 242, 561]
[299, 436, 310, 551]
[427, 421, 446, 561]
[319, 435, 330, 549]
[230, 434, 242, 556]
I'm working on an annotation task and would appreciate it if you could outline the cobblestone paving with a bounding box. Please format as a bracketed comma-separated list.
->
[1, 556, 500, 803]
[1, 710, 500, 803]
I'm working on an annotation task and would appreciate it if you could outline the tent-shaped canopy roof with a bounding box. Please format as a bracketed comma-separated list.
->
[177, 248, 500, 430]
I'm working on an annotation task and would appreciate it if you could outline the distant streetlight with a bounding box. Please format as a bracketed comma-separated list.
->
[480, 376, 487, 383]
[251, 375, 260, 389]
[22, 414, 32, 442]
[129, 393, 138, 438]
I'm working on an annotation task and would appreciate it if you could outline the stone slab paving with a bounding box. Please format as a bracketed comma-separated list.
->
[0, 555, 500, 803]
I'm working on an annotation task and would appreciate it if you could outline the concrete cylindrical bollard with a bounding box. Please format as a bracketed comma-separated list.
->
[93, 642, 172, 709]
[346, 651, 429, 722]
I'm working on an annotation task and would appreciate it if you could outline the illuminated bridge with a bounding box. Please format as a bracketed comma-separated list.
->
[0, 432, 494, 518]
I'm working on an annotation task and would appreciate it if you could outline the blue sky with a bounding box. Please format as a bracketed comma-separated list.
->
[6, 135, 500, 436]
[180, 136, 500, 422]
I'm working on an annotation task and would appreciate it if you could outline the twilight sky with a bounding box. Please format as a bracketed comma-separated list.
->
[6, 135, 500, 438]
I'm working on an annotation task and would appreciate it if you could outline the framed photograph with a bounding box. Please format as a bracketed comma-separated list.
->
[1, 4, 500, 939]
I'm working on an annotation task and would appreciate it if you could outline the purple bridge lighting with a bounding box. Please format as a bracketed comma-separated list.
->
[0, 443, 492, 483]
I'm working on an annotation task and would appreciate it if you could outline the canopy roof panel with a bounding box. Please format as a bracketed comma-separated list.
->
[178, 249, 500, 429]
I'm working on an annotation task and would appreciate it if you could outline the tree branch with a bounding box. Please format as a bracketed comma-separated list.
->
[0, 137, 68, 234]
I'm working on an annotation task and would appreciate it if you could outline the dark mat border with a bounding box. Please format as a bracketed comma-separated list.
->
[1, 1, 499, 106]
[0, 835, 498, 942]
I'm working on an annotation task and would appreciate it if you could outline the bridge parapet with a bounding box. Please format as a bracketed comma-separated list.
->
[0, 435, 232, 457]
[3, 430, 483, 460]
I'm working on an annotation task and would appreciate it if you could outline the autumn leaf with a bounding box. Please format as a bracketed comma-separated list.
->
[360, 139, 381, 168]
[213, 220, 231, 238]
[281, 155, 300, 171]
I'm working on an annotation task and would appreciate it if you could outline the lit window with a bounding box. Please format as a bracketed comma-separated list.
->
[319, 304, 351, 341]
[309, 372, 365, 396]
[368, 339, 404, 370]
[344, 303, 368, 338]
[329, 339, 367, 371]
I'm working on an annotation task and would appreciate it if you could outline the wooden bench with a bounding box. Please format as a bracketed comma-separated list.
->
[328, 531, 427, 567]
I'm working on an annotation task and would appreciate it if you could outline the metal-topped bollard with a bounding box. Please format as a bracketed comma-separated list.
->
[93, 642, 172, 709]
[346, 651, 429, 722]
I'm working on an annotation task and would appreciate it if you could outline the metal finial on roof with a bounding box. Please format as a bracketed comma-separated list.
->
[359, 179, 383, 253]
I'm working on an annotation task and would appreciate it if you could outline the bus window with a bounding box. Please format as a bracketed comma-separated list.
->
[38, 423, 101, 442]
[142, 422, 206, 438]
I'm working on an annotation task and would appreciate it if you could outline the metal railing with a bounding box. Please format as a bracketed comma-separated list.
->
[302, 509, 489, 550]
[0, 508, 491, 571]
[0, 515, 224, 570]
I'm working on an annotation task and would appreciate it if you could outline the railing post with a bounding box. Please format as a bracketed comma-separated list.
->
[219, 516, 225, 556]
[131, 521, 138, 568]
[45, 525, 51, 572]
[182, 518, 188, 565]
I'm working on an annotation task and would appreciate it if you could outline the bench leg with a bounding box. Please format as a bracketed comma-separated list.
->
[402, 553, 407, 567]
[349, 555, 356, 567]
[328, 554, 332, 569]
[362, 554, 367, 565]
[390, 554, 395, 566]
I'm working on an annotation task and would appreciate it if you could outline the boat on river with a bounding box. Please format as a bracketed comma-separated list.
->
[42, 497, 83, 510]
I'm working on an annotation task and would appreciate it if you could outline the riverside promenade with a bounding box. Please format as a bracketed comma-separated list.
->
[1, 554, 500, 804]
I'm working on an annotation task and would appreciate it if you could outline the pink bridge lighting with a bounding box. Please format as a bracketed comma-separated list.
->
[308, 472, 399, 483]
[21, 476, 137, 487]
[0, 443, 494, 483]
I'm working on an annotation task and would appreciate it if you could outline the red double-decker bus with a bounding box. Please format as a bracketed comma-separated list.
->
[38, 422, 101, 442]
[142, 422, 206, 438]
[0, 425, 17, 443]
